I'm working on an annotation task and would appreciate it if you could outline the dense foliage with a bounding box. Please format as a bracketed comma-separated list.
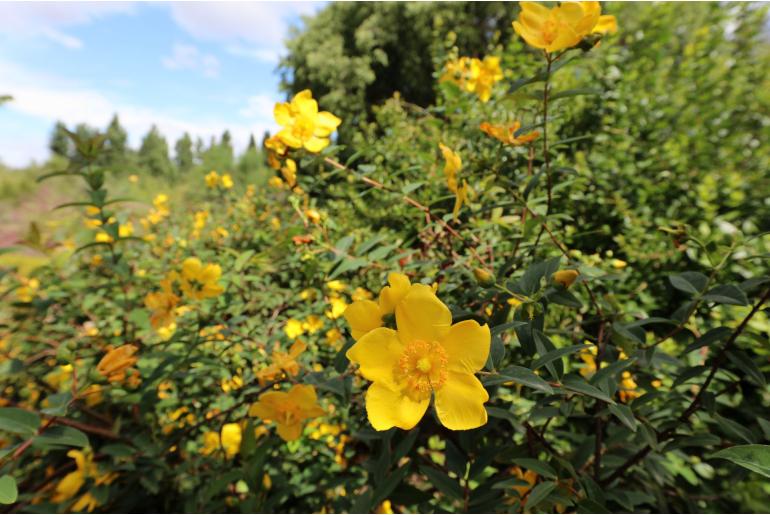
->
[2, 2, 770, 514]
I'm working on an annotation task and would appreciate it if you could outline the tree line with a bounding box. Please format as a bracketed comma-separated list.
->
[48, 115, 266, 178]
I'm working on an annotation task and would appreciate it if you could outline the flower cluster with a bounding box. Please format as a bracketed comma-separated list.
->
[440, 55, 504, 102]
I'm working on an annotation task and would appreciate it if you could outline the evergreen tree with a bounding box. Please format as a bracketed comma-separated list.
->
[49, 121, 71, 158]
[138, 125, 173, 176]
[174, 132, 194, 173]
[220, 130, 234, 170]
[238, 135, 262, 178]
[103, 114, 129, 171]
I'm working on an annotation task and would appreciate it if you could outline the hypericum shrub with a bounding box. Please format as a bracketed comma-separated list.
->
[1, 2, 769, 514]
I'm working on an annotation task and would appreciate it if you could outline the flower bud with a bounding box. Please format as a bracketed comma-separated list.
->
[553, 269, 579, 288]
[473, 268, 495, 287]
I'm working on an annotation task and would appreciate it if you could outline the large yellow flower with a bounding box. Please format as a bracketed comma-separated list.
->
[274, 90, 341, 153]
[513, 1, 616, 53]
[180, 257, 224, 300]
[249, 384, 325, 441]
[344, 272, 413, 340]
[346, 284, 490, 431]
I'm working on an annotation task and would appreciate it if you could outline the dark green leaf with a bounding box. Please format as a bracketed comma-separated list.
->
[0, 407, 40, 436]
[711, 445, 770, 478]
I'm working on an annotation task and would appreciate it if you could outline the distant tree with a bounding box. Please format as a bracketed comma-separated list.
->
[175, 132, 194, 173]
[220, 130, 234, 170]
[279, 2, 515, 144]
[238, 134, 263, 179]
[103, 114, 130, 171]
[49, 121, 71, 158]
[201, 133, 234, 172]
[138, 125, 173, 176]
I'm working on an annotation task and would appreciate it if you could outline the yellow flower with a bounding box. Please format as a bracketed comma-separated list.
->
[512, 1, 616, 53]
[510, 466, 539, 502]
[270, 217, 281, 230]
[221, 423, 242, 458]
[553, 269, 579, 288]
[249, 384, 325, 441]
[326, 328, 343, 348]
[201, 431, 221, 455]
[94, 231, 113, 243]
[157, 322, 176, 341]
[299, 288, 316, 301]
[96, 345, 138, 383]
[480, 121, 540, 146]
[265, 135, 288, 170]
[281, 158, 297, 187]
[284, 318, 305, 339]
[452, 180, 470, 221]
[305, 208, 322, 224]
[302, 315, 324, 334]
[325, 296, 348, 320]
[274, 90, 342, 152]
[375, 500, 394, 514]
[180, 257, 224, 300]
[52, 449, 115, 508]
[205, 171, 220, 188]
[346, 283, 491, 430]
[128, 174, 139, 183]
[221, 173, 234, 189]
[326, 280, 347, 292]
[145, 274, 181, 329]
[268, 176, 285, 189]
[440, 56, 503, 102]
[16, 277, 40, 302]
[438, 143, 461, 193]
[118, 222, 133, 238]
[256, 340, 307, 383]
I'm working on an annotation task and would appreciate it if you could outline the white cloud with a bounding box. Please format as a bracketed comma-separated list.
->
[162, 43, 220, 78]
[169, 2, 322, 62]
[0, 2, 134, 49]
[239, 94, 276, 120]
[0, 58, 275, 167]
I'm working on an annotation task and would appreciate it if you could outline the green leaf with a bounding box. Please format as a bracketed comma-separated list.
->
[561, 376, 615, 404]
[531, 344, 590, 371]
[683, 327, 732, 354]
[0, 475, 17, 505]
[419, 465, 463, 500]
[33, 426, 89, 449]
[510, 458, 557, 480]
[726, 350, 766, 388]
[491, 321, 528, 336]
[234, 250, 256, 272]
[329, 257, 368, 279]
[0, 407, 40, 436]
[669, 272, 708, 295]
[703, 284, 748, 306]
[40, 392, 73, 416]
[484, 366, 554, 394]
[608, 404, 638, 432]
[372, 465, 410, 506]
[525, 480, 556, 508]
[550, 87, 601, 101]
[713, 414, 755, 444]
[711, 445, 770, 478]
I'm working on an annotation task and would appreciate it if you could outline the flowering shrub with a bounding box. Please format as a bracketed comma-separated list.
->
[1, 2, 770, 513]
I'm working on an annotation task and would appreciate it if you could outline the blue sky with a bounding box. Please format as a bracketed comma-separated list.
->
[0, 1, 324, 168]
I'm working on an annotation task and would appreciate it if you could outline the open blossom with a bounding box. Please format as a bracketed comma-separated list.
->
[513, 1, 617, 53]
[440, 56, 503, 102]
[97, 345, 138, 382]
[201, 423, 242, 458]
[249, 384, 325, 441]
[52, 449, 116, 511]
[180, 257, 224, 300]
[255, 340, 307, 383]
[345, 277, 491, 431]
[480, 121, 540, 146]
[274, 89, 342, 152]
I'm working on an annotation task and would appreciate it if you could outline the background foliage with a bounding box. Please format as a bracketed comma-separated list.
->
[1, 2, 770, 513]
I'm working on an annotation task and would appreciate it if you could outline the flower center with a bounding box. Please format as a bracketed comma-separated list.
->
[542, 19, 559, 45]
[395, 340, 448, 401]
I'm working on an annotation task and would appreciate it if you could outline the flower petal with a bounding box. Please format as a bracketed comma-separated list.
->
[378, 272, 411, 314]
[277, 422, 303, 441]
[346, 327, 403, 387]
[365, 382, 429, 430]
[441, 320, 491, 374]
[343, 300, 382, 340]
[315, 111, 342, 135]
[395, 284, 451, 346]
[434, 372, 489, 430]
[304, 136, 329, 153]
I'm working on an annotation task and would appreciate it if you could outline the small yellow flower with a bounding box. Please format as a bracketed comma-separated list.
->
[345, 279, 490, 431]
[180, 257, 224, 300]
[220, 423, 242, 458]
[325, 296, 348, 320]
[438, 143, 461, 193]
[305, 208, 321, 225]
[440, 56, 503, 102]
[480, 121, 540, 146]
[452, 180, 470, 221]
[274, 89, 342, 152]
[221, 173, 234, 189]
[256, 340, 307, 383]
[16, 277, 40, 302]
[144, 273, 180, 329]
[281, 159, 297, 187]
[326, 328, 343, 348]
[249, 384, 325, 441]
[351, 287, 373, 302]
[96, 345, 138, 383]
[326, 280, 347, 292]
[128, 174, 139, 183]
[611, 258, 627, 269]
[268, 176, 285, 189]
[302, 315, 324, 334]
[205, 171, 220, 188]
[285, 318, 305, 339]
